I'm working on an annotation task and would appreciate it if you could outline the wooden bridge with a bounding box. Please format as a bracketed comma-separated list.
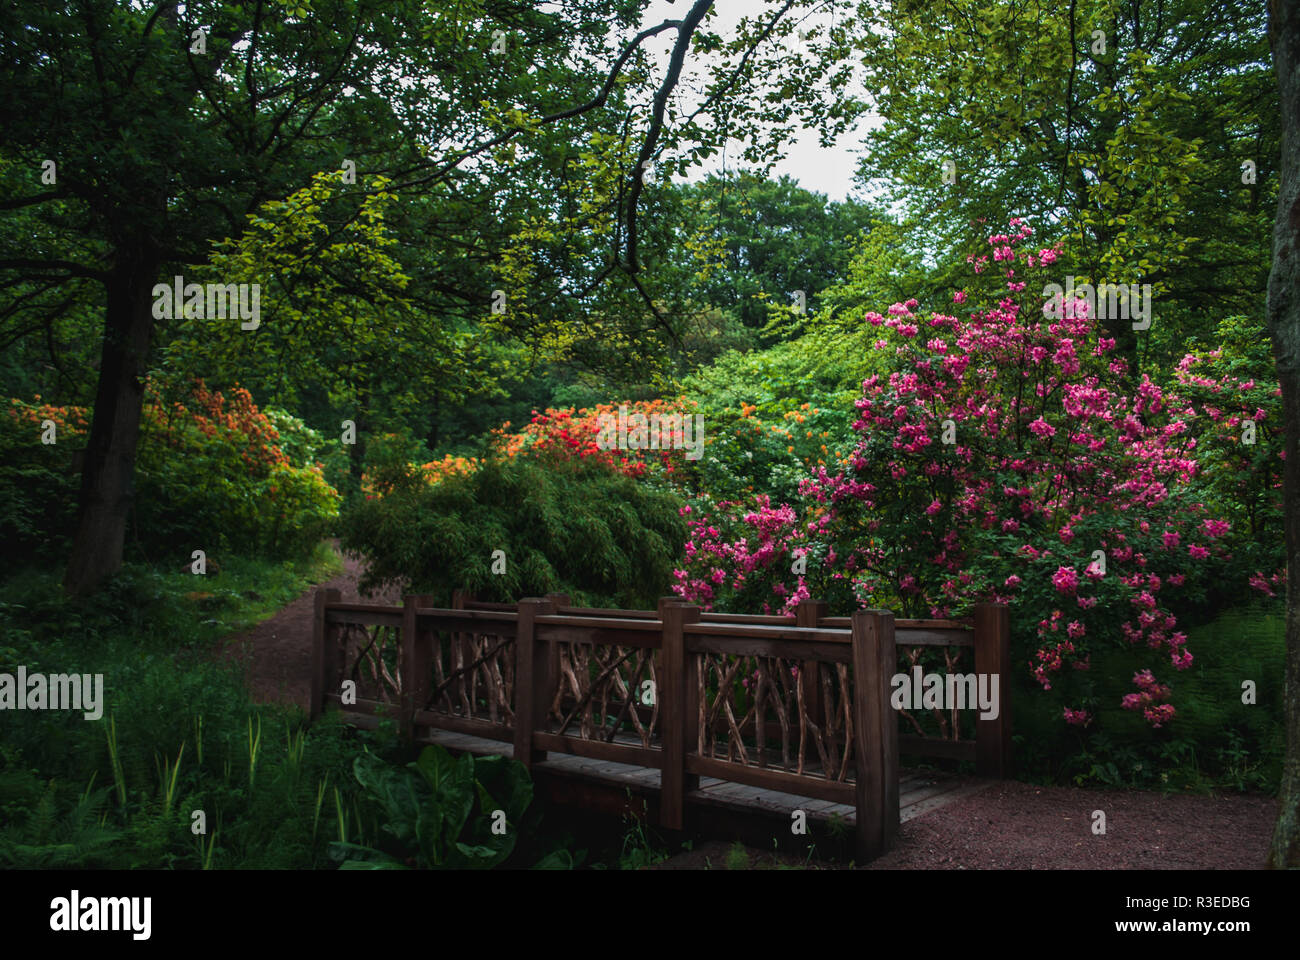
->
[310, 591, 1012, 862]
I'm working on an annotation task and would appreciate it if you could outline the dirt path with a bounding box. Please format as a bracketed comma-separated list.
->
[861, 781, 1276, 869]
[222, 550, 1279, 868]
[221, 541, 401, 710]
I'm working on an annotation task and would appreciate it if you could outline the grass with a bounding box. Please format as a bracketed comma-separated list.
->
[0, 539, 385, 869]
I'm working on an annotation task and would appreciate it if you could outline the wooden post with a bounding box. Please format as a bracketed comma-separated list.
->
[400, 595, 434, 739]
[851, 609, 899, 862]
[311, 588, 342, 720]
[513, 598, 555, 769]
[796, 599, 827, 730]
[974, 603, 1012, 778]
[660, 601, 700, 831]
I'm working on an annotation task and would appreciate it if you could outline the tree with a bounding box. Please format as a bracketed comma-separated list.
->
[670, 172, 877, 330]
[0, 0, 864, 594]
[852, 0, 1278, 372]
[1266, 0, 1300, 870]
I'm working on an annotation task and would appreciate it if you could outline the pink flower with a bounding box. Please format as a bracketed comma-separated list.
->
[1052, 566, 1079, 595]
[1063, 707, 1091, 727]
[1029, 417, 1056, 438]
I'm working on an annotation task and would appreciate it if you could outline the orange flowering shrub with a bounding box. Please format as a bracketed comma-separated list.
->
[361, 399, 702, 498]
[1, 381, 338, 568]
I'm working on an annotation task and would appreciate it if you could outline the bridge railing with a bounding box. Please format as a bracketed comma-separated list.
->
[311, 590, 1009, 861]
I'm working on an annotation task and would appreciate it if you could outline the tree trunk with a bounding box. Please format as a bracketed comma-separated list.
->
[62, 252, 159, 596]
[1266, 0, 1300, 869]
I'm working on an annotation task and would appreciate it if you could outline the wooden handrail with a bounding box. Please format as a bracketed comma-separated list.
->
[312, 588, 1013, 860]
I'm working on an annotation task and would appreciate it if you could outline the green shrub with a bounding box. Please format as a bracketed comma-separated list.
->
[342, 455, 686, 607]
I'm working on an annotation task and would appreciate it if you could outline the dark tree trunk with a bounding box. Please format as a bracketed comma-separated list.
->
[62, 251, 159, 595]
[1266, 0, 1300, 869]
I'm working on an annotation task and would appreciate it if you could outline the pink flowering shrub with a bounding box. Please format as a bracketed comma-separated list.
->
[675, 218, 1283, 730]
[671, 498, 826, 615]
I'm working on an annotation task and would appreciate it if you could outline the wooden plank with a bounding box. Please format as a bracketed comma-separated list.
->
[535, 625, 663, 649]
[420, 729, 509, 755]
[810, 803, 856, 823]
[414, 609, 518, 632]
[898, 780, 962, 807]
[821, 616, 972, 630]
[535, 615, 662, 632]
[324, 693, 399, 716]
[893, 628, 975, 647]
[686, 755, 855, 805]
[685, 635, 853, 663]
[413, 710, 513, 742]
[700, 612, 796, 625]
[534, 755, 658, 789]
[684, 622, 850, 644]
[901, 780, 993, 822]
[325, 608, 403, 629]
[898, 735, 978, 762]
[532, 732, 663, 768]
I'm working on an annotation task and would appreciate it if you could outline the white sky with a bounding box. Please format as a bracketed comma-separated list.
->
[638, 0, 879, 203]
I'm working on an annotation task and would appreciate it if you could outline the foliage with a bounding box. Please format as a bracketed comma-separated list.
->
[851, 0, 1277, 367]
[668, 172, 878, 332]
[328, 745, 544, 869]
[3, 382, 340, 567]
[0, 548, 391, 870]
[0, 397, 84, 574]
[676, 220, 1284, 738]
[342, 454, 686, 607]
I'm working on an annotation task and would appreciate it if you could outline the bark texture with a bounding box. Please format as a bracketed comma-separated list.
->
[1266, 0, 1300, 870]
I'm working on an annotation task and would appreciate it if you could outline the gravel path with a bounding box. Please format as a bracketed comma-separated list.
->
[862, 781, 1276, 869]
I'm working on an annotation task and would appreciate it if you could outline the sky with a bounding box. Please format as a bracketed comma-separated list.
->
[636, 0, 880, 203]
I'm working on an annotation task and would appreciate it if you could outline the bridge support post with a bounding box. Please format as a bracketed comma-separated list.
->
[401, 594, 434, 739]
[513, 597, 555, 769]
[796, 599, 828, 731]
[310, 587, 342, 720]
[851, 609, 899, 862]
[974, 603, 1012, 778]
[660, 601, 701, 831]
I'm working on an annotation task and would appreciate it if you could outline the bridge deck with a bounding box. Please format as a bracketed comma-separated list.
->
[420, 728, 992, 828]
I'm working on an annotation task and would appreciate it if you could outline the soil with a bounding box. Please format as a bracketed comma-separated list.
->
[655, 784, 1277, 869]
[221, 544, 1280, 869]
[220, 541, 402, 709]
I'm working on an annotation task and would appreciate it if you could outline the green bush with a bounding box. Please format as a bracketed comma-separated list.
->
[342, 454, 686, 607]
[0, 400, 81, 575]
[329, 745, 566, 869]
